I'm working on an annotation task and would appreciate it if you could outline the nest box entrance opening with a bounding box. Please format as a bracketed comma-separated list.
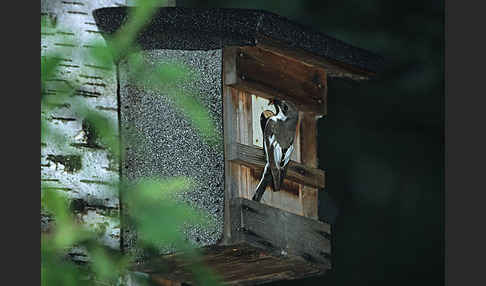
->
[94, 6, 382, 285]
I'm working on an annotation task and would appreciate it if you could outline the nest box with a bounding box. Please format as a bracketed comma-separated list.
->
[94, 6, 382, 285]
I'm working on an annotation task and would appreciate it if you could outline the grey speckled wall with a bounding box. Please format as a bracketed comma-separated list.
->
[119, 49, 224, 255]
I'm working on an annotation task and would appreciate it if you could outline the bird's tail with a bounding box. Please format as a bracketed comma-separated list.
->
[252, 180, 267, 202]
[272, 166, 288, 192]
[252, 165, 272, 201]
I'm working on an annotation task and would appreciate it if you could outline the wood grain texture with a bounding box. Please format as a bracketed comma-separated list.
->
[300, 112, 320, 219]
[256, 36, 373, 80]
[150, 277, 182, 286]
[235, 198, 331, 268]
[225, 46, 327, 115]
[228, 143, 325, 189]
[237, 89, 253, 200]
[135, 243, 327, 286]
[222, 47, 243, 245]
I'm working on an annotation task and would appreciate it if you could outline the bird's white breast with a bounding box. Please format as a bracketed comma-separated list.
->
[271, 112, 287, 121]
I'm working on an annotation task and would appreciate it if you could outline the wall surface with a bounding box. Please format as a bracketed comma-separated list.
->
[118, 49, 224, 256]
[41, 0, 123, 260]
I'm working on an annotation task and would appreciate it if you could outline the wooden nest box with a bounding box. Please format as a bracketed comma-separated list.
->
[94, 7, 382, 285]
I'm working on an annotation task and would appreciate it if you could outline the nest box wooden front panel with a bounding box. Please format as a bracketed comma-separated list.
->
[223, 46, 326, 220]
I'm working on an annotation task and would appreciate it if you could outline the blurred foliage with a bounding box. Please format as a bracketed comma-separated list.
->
[41, 0, 222, 285]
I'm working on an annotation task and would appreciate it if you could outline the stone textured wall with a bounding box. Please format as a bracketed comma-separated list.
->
[41, 0, 123, 258]
[119, 49, 225, 256]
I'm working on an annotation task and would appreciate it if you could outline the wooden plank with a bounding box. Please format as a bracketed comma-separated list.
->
[226, 46, 327, 115]
[256, 35, 374, 80]
[150, 277, 182, 286]
[222, 47, 243, 245]
[292, 112, 302, 163]
[300, 112, 320, 219]
[238, 89, 252, 200]
[135, 243, 327, 286]
[228, 143, 325, 189]
[224, 46, 239, 86]
[235, 198, 332, 268]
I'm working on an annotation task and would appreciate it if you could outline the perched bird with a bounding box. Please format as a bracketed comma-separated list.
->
[252, 99, 299, 201]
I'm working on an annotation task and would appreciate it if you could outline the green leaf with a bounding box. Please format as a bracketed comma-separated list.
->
[41, 187, 93, 250]
[89, 246, 130, 283]
[41, 55, 62, 96]
[87, 40, 116, 72]
[124, 177, 213, 249]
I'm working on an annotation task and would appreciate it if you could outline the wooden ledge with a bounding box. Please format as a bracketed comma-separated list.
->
[228, 143, 326, 189]
[232, 198, 331, 267]
[133, 243, 327, 286]
[129, 199, 331, 285]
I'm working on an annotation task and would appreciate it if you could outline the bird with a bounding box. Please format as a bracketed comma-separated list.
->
[252, 99, 299, 202]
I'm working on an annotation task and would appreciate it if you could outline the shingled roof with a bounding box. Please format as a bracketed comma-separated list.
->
[93, 7, 383, 79]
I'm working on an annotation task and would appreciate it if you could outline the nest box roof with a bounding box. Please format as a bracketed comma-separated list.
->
[93, 7, 383, 80]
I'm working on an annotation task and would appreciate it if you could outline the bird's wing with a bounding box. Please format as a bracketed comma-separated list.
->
[270, 133, 293, 170]
[282, 143, 294, 168]
[275, 143, 293, 190]
[264, 120, 285, 191]
[260, 110, 275, 165]
[272, 137, 284, 169]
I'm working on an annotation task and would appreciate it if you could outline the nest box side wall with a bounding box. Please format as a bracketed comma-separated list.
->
[118, 49, 225, 256]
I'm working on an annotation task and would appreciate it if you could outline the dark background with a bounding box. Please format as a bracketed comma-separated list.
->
[181, 0, 444, 285]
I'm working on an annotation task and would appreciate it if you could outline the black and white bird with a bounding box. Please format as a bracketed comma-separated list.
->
[252, 99, 299, 201]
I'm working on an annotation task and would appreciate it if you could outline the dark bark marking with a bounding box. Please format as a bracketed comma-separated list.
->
[46, 155, 82, 172]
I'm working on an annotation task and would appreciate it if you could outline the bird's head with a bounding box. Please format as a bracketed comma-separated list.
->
[269, 98, 298, 118]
